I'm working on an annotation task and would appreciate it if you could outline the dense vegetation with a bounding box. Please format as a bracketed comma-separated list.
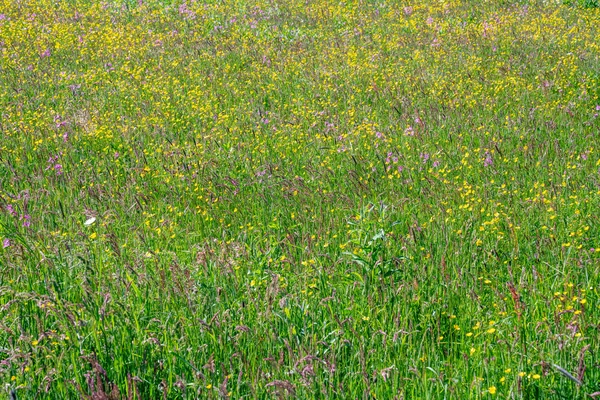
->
[1, 0, 600, 398]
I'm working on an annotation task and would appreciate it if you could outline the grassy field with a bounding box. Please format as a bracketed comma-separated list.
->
[1, 0, 600, 398]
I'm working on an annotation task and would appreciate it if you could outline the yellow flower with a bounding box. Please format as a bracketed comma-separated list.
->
[89, 232, 97, 240]
[488, 386, 497, 395]
[532, 374, 541, 380]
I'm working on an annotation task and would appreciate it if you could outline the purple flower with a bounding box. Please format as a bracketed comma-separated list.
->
[69, 84, 82, 95]
[55, 115, 68, 128]
[6, 204, 17, 216]
[2, 238, 9, 248]
[433, 160, 440, 168]
[178, 2, 196, 19]
[54, 164, 63, 175]
[0, 14, 7, 21]
[40, 48, 51, 58]
[420, 153, 430, 163]
[596, 105, 600, 111]
[484, 153, 493, 167]
[385, 152, 393, 164]
[21, 214, 31, 228]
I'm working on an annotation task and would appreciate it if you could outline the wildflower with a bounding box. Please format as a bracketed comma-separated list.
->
[6, 204, 17, 216]
[21, 214, 31, 228]
[2, 238, 10, 248]
[484, 153, 493, 167]
[40, 48, 51, 58]
[178, 2, 196, 19]
[488, 386, 497, 395]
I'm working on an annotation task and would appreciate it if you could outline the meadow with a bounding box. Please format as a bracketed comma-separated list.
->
[1, 0, 600, 398]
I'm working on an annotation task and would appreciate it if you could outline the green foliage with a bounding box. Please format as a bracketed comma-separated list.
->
[1, 0, 600, 398]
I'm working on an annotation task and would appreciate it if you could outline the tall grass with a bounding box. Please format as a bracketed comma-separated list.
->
[1, 0, 600, 398]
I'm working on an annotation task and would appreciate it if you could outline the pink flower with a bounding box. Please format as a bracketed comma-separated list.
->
[2, 238, 10, 248]
[6, 204, 17, 216]
[40, 48, 51, 58]
[484, 153, 493, 167]
[21, 214, 31, 228]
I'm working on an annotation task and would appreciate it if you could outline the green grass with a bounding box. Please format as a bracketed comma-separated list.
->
[1, 0, 600, 398]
